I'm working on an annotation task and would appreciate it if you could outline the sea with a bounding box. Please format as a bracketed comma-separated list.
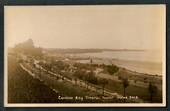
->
[70, 51, 164, 75]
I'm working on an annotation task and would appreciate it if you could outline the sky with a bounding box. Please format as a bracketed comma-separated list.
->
[5, 5, 165, 51]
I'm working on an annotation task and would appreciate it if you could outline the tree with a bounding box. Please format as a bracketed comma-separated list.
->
[98, 78, 108, 96]
[90, 58, 93, 64]
[83, 76, 88, 89]
[74, 78, 77, 85]
[148, 82, 158, 103]
[86, 70, 98, 85]
[107, 64, 119, 75]
[122, 78, 129, 102]
[85, 74, 90, 90]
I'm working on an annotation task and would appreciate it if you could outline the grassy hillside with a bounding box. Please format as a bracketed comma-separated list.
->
[8, 55, 59, 103]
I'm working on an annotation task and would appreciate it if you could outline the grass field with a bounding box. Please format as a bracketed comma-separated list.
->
[105, 79, 162, 103]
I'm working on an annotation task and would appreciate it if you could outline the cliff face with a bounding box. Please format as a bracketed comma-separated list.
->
[14, 39, 42, 57]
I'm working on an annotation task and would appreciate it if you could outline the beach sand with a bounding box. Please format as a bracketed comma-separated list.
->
[111, 59, 162, 75]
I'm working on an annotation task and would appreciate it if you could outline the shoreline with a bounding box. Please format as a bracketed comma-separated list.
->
[76, 58, 163, 76]
[111, 59, 162, 76]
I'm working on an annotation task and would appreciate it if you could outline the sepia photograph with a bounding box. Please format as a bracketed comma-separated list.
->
[4, 5, 166, 107]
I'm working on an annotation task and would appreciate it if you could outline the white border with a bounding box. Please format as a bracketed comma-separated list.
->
[4, 5, 166, 107]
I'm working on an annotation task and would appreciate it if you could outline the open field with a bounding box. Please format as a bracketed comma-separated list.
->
[105, 79, 162, 103]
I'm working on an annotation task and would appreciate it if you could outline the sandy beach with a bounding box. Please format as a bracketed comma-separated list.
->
[111, 59, 162, 75]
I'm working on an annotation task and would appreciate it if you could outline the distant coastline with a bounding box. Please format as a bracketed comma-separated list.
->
[44, 48, 146, 54]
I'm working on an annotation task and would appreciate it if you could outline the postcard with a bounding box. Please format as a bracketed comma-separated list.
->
[4, 5, 166, 107]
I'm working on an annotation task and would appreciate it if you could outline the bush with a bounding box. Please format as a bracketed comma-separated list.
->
[107, 64, 119, 75]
